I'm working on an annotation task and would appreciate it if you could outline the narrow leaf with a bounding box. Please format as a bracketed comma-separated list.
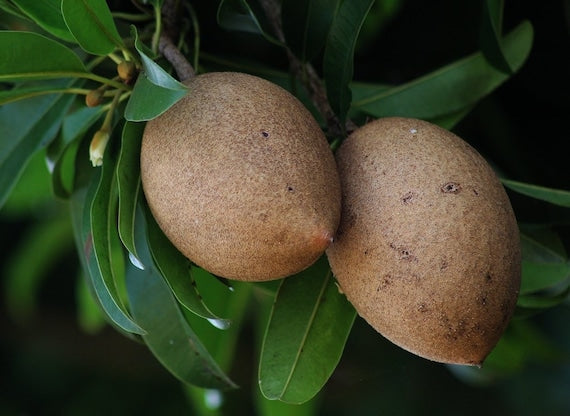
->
[12, 0, 75, 43]
[86, 148, 146, 334]
[61, 0, 125, 55]
[259, 257, 356, 404]
[126, 207, 237, 389]
[124, 74, 187, 121]
[216, 0, 282, 45]
[145, 209, 231, 326]
[282, 0, 340, 62]
[502, 178, 570, 208]
[352, 21, 533, 120]
[479, 0, 512, 73]
[117, 121, 144, 259]
[0, 32, 86, 81]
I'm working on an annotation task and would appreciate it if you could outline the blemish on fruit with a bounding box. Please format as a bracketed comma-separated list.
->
[402, 191, 416, 204]
[417, 302, 428, 313]
[441, 182, 462, 194]
[390, 243, 416, 261]
[409, 128, 417, 134]
[261, 130, 270, 138]
[472, 188, 479, 196]
[286, 185, 294, 192]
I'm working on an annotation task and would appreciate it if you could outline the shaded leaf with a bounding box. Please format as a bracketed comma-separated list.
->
[126, 206, 237, 389]
[76, 272, 107, 334]
[0, 0, 27, 18]
[61, 0, 124, 55]
[479, 0, 512, 73]
[216, 0, 282, 45]
[12, 0, 75, 42]
[0, 31, 86, 82]
[352, 21, 533, 120]
[259, 257, 356, 404]
[124, 74, 187, 121]
[116, 121, 144, 259]
[282, 0, 340, 62]
[502, 178, 570, 208]
[0, 85, 73, 106]
[323, 0, 375, 125]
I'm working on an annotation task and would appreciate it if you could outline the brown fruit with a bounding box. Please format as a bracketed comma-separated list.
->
[326, 117, 521, 365]
[141, 72, 341, 281]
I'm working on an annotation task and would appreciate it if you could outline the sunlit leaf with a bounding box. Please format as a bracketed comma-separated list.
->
[502, 178, 570, 208]
[126, 207, 237, 389]
[352, 21, 533, 121]
[0, 32, 86, 82]
[216, 0, 282, 45]
[323, 0, 375, 125]
[12, 0, 75, 43]
[259, 257, 356, 404]
[479, 0, 512, 73]
[61, 0, 125, 55]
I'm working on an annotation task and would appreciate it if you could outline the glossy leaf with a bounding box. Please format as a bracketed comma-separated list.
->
[216, 0, 281, 45]
[124, 74, 187, 121]
[0, 32, 86, 82]
[479, 0, 512, 73]
[502, 178, 570, 208]
[126, 208, 237, 389]
[85, 148, 146, 334]
[282, 0, 340, 62]
[323, 0, 375, 125]
[117, 121, 144, 259]
[145, 209, 231, 326]
[352, 21, 533, 120]
[12, 0, 75, 43]
[61, 0, 124, 55]
[259, 257, 356, 404]
[0, 88, 74, 208]
[520, 233, 570, 295]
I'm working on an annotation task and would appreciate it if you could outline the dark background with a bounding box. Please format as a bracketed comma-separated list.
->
[1, 1, 569, 415]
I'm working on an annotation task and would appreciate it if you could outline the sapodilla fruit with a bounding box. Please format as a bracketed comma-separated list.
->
[326, 117, 521, 365]
[141, 72, 341, 281]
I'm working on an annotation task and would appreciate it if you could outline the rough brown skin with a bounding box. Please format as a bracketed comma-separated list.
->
[141, 72, 341, 281]
[326, 117, 521, 365]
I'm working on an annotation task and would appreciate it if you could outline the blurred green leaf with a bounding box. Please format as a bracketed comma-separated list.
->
[0, 31, 86, 81]
[502, 178, 570, 208]
[126, 207, 237, 389]
[479, 0, 512, 73]
[282, 0, 340, 62]
[83, 147, 146, 335]
[0, 0, 27, 18]
[520, 233, 570, 295]
[0, 85, 72, 105]
[0, 88, 74, 209]
[61, 0, 124, 55]
[117, 121, 144, 259]
[12, 0, 75, 42]
[124, 74, 188, 121]
[517, 287, 570, 309]
[323, 0, 375, 125]
[216, 0, 282, 45]
[259, 257, 356, 404]
[352, 20, 533, 120]
[145, 209, 231, 326]
[76, 271, 107, 334]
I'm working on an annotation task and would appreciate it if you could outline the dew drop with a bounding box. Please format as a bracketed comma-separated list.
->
[207, 318, 231, 330]
[129, 252, 145, 270]
[204, 389, 223, 410]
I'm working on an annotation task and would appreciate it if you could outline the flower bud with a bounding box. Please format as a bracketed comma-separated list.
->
[89, 129, 111, 167]
[85, 89, 104, 107]
[117, 61, 137, 84]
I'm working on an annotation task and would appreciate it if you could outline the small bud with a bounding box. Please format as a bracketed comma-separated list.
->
[89, 129, 111, 167]
[117, 60, 137, 84]
[85, 89, 104, 107]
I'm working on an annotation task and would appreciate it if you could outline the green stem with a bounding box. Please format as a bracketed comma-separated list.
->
[186, 2, 201, 72]
[112, 11, 151, 22]
[151, 4, 163, 55]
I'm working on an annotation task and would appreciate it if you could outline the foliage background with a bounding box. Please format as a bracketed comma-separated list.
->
[1, 0, 569, 415]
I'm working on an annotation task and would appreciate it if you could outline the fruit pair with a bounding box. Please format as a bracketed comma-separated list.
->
[140, 72, 521, 365]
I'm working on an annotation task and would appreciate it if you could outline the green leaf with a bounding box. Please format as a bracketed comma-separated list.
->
[0, 85, 71, 105]
[323, 0, 375, 125]
[61, 0, 124, 55]
[520, 233, 570, 295]
[501, 178, 570, 208]
[0, 88, 74, 209]
[479, 0, 512, 73]
[259, 257, 356, 404]
[84, 147, 146, 335]
[352, 20, 533, 120]
[0, 32, 87, 82]
[12, 0, 75, 43]
[282, 0, 340, 62]
[216, 0, 282, 45]
[516, 287, 570, 309]
[0, 0, 27, 18]
[76, 272, 107, 334]
[116, 121, 144, 259]
[126, 207, 237, 389]
[145, 209, 231, 327]
[124, 74, 188, 121]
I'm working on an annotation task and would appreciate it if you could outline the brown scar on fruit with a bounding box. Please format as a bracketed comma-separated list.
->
[389, 243, 417, 261]
[441, 182, 462, 194]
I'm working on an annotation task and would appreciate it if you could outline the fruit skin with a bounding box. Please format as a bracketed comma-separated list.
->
[326, 117, 521, 365]
[141, 72, 341, 281]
